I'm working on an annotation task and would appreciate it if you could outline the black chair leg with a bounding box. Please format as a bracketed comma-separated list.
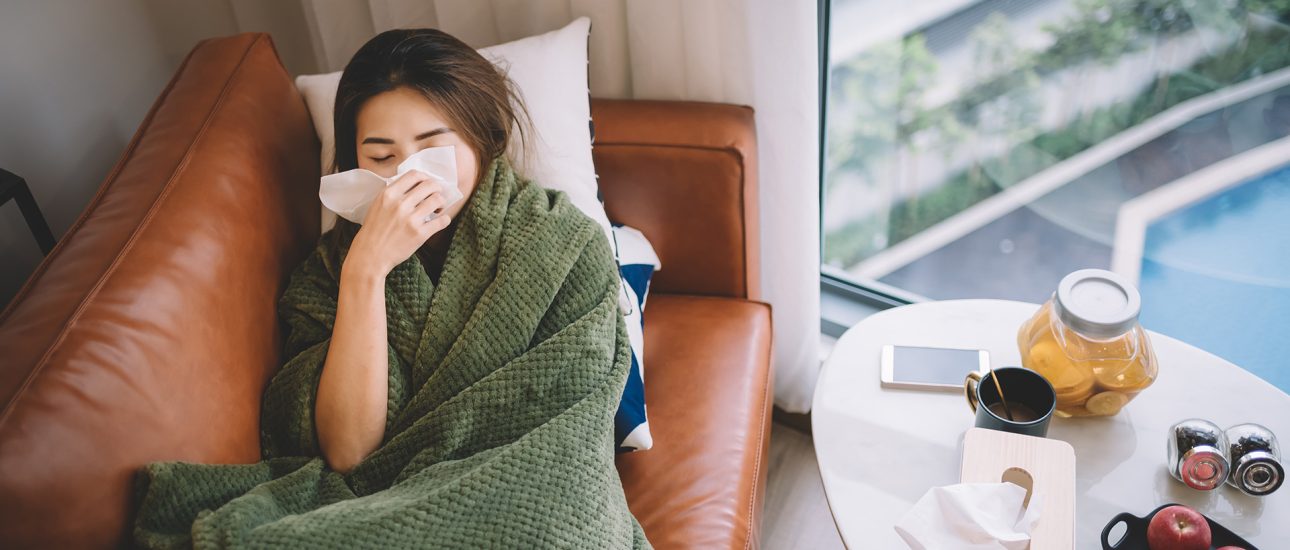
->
[1, 169, 57, 256]
[13, 183, 56, 255]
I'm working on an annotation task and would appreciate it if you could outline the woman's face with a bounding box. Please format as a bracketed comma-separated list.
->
[355, 86, 481, 221]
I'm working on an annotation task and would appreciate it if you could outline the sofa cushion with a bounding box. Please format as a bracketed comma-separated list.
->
[616, 294, 773, 549]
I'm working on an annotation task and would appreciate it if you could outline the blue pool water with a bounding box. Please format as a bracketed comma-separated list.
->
[1138, 165, 1290, 394]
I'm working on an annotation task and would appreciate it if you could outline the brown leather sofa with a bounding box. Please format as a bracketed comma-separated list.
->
[0, 33, 772, 549]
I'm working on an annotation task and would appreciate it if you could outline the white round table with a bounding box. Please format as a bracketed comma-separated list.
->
[813, 300, 1290, 548]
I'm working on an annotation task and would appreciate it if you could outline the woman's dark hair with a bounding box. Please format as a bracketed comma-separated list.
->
[331, 28, 529, 177]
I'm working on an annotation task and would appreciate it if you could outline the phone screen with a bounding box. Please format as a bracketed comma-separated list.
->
[889, 345, 984, 386]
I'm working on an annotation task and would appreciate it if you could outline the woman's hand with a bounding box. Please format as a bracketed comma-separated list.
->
[346, 170, 453, 277]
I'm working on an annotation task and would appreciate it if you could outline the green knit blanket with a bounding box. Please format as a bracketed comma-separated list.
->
[132, 159, 650, 549]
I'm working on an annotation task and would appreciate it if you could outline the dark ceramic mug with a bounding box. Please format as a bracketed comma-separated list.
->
[965, 367, 1056, 438]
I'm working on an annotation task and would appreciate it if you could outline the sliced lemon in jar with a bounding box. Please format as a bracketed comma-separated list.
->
[1055, 384, 1094, 404]
[1028, 342, 1093, 391]
[1094, 360, 1151, 392]
[1053, 372, 1094, 395]
[1025, 340, 1063, 372]
[1085, 391, 1130, 416]
[1052, 387, 1093, 413]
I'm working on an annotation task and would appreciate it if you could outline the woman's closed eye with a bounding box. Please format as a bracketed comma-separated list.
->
[370, 155, 395, 163]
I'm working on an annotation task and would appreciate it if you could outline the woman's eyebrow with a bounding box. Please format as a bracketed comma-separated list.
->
[361, 127, 453, 145]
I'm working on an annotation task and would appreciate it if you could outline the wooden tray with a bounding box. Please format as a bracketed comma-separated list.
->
[1100, 504, 1259, 550]
[960, 428, 1076, 549]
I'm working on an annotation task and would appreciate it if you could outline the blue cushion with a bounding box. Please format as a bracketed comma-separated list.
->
[610, 224, 659, 452]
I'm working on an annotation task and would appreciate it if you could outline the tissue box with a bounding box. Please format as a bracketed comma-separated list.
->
[960, 428, 1076, 548]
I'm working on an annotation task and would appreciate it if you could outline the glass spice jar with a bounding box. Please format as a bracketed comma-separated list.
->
[1225, 423, 1284, 496]
[1018, 269, 1158, 417]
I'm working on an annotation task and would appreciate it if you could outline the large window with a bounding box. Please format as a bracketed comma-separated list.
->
[821, 0, 1290, 389]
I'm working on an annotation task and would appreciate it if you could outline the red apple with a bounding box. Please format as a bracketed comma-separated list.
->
[1147, 505, 1212, 550]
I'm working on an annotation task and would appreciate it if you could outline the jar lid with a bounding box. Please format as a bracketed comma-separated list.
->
[1054, 269, 1141, 339]
[1180, 445, 1229, 491]
[1231, 451, 1284, 496]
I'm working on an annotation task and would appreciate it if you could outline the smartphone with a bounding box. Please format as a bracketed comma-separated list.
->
[879, 345, 990, 392]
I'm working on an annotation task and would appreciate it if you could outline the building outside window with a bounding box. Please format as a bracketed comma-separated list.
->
[822, 0, 1290, 390]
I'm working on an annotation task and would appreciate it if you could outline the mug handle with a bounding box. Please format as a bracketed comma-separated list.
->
[965, 371, 982, 413]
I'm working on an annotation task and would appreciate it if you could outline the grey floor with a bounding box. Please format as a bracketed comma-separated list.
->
[762, 420, 846, 550]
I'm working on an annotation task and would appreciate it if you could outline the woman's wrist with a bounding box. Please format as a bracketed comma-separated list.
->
[341, 245, 389, 283]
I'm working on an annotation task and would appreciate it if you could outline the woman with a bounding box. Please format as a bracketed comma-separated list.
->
[132, 29, 649, 549]
[310, 25, 522, 475]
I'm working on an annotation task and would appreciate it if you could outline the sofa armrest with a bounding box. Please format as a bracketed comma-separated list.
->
[591, 99, 760, 300]
[0, 33, 319, 548]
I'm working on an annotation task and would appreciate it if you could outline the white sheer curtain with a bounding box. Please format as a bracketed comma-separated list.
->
[296, 0, 822, 413]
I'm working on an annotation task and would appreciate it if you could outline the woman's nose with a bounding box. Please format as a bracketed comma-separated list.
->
[379, 150, 417, 178]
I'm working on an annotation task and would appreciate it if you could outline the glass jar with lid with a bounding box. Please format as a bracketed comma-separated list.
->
[1018, 269, 1158, 417]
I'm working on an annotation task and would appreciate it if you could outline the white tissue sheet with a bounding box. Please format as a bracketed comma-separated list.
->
[894, 482, 1042, 550]
[319, 146, 464, 225]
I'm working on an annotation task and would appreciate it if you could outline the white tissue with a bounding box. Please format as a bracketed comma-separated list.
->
[894, 482, 1041, 550]
[319, 145, 464, 225]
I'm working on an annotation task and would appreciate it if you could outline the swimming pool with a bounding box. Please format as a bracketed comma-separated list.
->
[1138, 165, 1290, 394]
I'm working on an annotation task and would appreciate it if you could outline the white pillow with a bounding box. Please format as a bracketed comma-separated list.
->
[295, 17, 609, 234]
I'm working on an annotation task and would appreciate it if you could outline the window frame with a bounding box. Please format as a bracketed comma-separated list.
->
[817, 0, 918, 337]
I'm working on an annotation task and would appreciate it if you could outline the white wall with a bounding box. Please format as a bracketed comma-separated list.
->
[0, 0, 315, 307]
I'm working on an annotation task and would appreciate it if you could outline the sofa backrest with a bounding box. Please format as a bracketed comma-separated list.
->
[592, 99, 760, 300]
[0, 33, 320, 548]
